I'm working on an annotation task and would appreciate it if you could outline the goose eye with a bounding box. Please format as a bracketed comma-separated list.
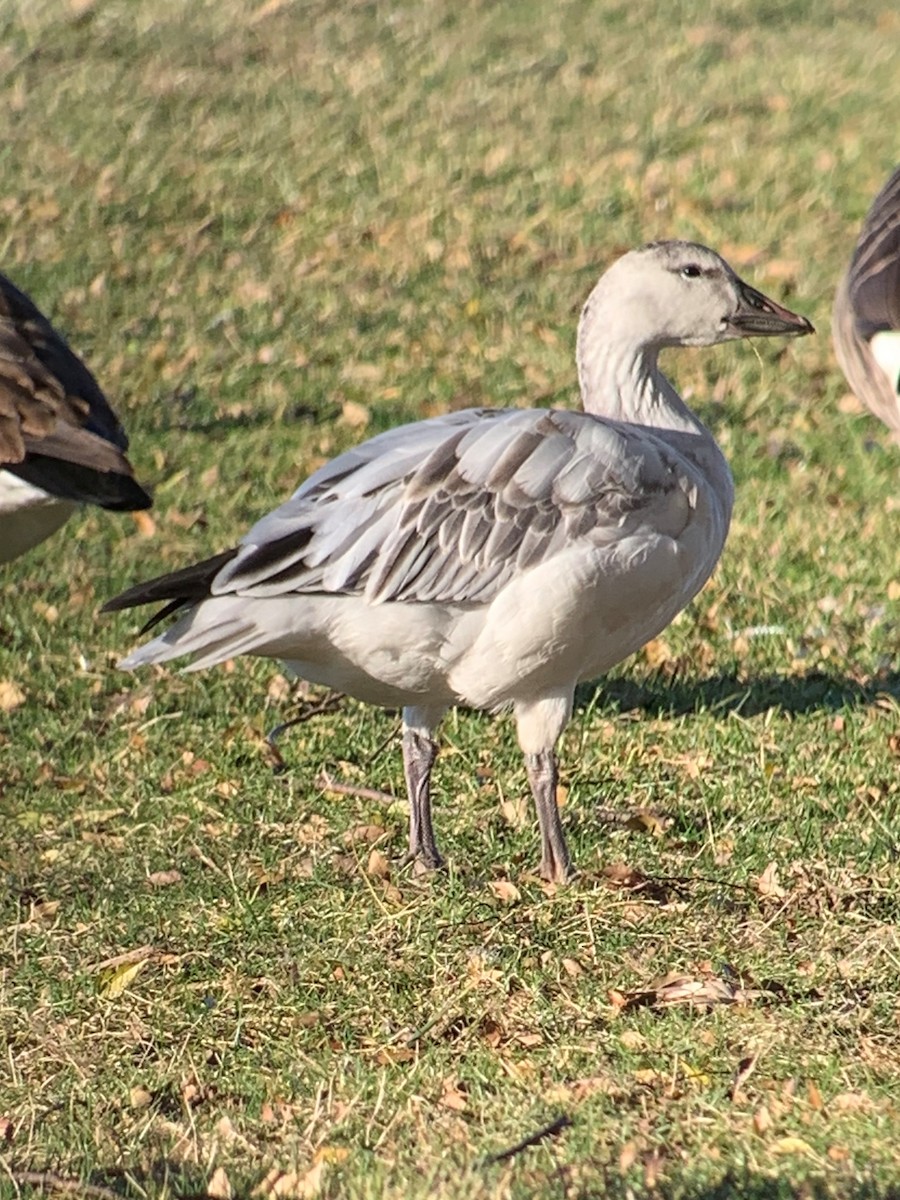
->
[681, 264, 702, 279]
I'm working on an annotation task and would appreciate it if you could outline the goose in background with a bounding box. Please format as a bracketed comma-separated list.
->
[0, 273, 151, 564]
[104, 241, 812, 883]
[833, 165, 900, 441]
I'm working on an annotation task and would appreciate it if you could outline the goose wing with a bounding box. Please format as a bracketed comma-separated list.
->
[204, 406, 698, 607]
[834, 167, 900, 435]
[844, 166, 900, 336]
[0, 273, 151, 509]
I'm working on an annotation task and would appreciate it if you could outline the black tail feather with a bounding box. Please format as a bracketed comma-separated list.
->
[102, 548, 240, 619]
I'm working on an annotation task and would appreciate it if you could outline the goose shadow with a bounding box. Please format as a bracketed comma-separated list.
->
[32, 1163, 900, 1200]
[576, 669, 900, 720]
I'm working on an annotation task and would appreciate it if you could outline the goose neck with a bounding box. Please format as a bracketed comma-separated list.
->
[577, 334, 699, 433]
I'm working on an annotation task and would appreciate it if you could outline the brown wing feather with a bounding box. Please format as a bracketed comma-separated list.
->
[0, 273, 152, 508]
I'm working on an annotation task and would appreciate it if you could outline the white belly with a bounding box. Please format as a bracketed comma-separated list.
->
[0, 471, 75, 563]
[870, 330, 900, 394]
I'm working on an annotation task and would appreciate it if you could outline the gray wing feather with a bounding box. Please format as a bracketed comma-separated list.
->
[212, 407, 691, 605]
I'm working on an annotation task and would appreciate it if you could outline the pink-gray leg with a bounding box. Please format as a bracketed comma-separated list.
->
[400, 706, 445, 870]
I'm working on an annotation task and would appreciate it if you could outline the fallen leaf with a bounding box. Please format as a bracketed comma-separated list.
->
[515, 1031, 544, 1048]
[147, 869, 182, 887]
[0, 680, 26, 712]
[626, 810, 666, 836]
[342, 823, 385, 846]
[602, 862, 646, 889]
[374, 1046, 415, 1065]
[439, 1076, 468, 1112]
[633, 1068, 660, 1084]
[100, 958, 148, 998]
[366, 849, 390, 879]
[756, 861, 786, 900]
[831, 1091, 871, 1111]
[129, 1086, 153, 1109]
[643, 638, 673, 668]
[208, 1166, 232, 1199]
[500, 796, 527, 827]
[313, 1146, 349, 1165]
[807, 1081, 824, 1111]
[488, 879, 520, 904]
[92, 945, 154, 972]
[753, 1106, 771, 1135]
[619, 1140, 638, 1172]
[771, 1135, 814, 1156]
[253, 1162, 325, 1199]
[340, 399, 372, 427]
[74, 807, 125, 826]
[619, 1029, 646, 1050]
[132, 510, 156, 537]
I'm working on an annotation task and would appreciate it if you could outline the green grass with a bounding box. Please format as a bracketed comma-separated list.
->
[1, 0, 899, 1196]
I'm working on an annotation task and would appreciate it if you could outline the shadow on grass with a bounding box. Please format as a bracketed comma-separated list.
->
[578, 669, 900, 720]
[577, 1174, 900, 1200]
[14, 1163, 900, 1200]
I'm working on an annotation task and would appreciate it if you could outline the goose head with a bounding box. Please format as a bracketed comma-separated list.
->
[580, 240, 814, 354]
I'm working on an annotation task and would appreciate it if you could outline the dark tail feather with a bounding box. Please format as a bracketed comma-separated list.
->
[102, 548, 240, 631]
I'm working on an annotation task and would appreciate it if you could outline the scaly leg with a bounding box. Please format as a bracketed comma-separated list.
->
[525, 749, 573, 883]
[400, 707, 443, 870]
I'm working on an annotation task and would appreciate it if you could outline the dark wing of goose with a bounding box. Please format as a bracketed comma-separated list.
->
[845, 166, 900, 336]
[0, 273, 151, 508]
[205, 406, 689, 607]
[102, 548, 240, 631]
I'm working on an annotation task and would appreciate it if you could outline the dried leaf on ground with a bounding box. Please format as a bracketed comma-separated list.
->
[0, 680, 26, 711]
[771, 1135, 815, 1156]
[100, 958, 148, 998]
[756, 861, 787, 899]
[488, 879, 520, 903]
[207, 1166, 233, 1199]
[254, 1162, 325, 1199]
[439, 1076, 468, 1112]
[147, 869, 182, 887]
[618, 969, 761, 1012]
[366, 848, 390, 879]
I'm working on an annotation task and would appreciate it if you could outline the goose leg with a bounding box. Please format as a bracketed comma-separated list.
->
[525, 749, 573, 883]
[400, 706, 444, 870]
[515, 691, 575, 883]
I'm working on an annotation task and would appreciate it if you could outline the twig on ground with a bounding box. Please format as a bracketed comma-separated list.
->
[478, 1114, 573, 1167]
[8, 1171, 123, 1200]
[317, 770, 397, 806]
[266, 694, 345, 771]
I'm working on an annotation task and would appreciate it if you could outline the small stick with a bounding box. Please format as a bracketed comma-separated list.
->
[478, 1114, 573, 1167]
[316, 770, 396, 807]
[9, 1171, 122, 1200]
[266, 694, 345, 772]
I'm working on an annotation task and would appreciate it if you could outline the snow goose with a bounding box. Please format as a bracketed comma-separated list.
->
[0, 273, 151, 563]
[833, 165, 900, 440]
[104, 241, 812, 882]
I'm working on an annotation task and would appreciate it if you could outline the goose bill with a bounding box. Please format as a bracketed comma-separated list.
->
[727, 281, 814, 337]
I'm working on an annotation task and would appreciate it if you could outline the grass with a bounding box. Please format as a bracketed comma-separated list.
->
[1, 0, 899, 1196]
